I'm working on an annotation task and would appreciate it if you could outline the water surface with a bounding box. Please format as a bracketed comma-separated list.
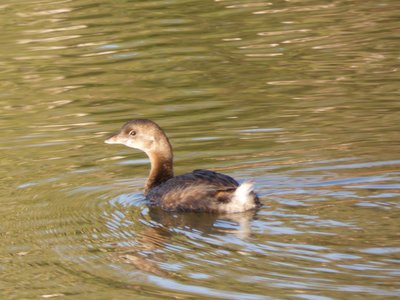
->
[0, 0, 399, 299]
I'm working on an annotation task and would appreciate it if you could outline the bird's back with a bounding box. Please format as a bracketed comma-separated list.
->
[147, 169, 259, 213]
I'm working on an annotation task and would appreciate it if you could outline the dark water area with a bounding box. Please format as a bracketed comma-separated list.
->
[0, 0, 399, 299]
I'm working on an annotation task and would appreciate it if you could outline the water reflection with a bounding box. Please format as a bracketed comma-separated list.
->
[107, 203, 258, 276]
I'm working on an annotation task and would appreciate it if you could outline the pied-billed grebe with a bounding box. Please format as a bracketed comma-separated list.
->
[105, 119, 260, 213]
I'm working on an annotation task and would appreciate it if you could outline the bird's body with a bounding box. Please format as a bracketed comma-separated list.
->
[147, 169, 259, 213]
[105, 119, 260, 213]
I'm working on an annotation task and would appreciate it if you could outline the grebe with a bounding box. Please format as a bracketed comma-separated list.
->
[105, 119, 260, 213]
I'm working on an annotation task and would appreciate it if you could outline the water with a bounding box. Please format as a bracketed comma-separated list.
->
[1, 0, 399, 299]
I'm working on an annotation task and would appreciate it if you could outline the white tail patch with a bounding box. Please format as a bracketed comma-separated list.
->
[224, 181, 257, 213]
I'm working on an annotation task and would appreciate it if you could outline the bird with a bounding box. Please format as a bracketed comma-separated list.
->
[105, 119, 260, 213]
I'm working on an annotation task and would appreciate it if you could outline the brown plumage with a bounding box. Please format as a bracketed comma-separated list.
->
[105, 119, 260, 213]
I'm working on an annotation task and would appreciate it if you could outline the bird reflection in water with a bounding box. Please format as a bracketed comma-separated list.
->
[109, 207, 258, 277]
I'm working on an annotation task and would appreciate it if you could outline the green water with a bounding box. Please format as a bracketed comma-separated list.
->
[1, 0, 399, 299]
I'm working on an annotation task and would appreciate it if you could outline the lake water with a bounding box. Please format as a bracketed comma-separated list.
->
[1, 0, 399, 299]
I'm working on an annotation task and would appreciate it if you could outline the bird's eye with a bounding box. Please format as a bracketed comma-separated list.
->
[129, 130, 136, 136]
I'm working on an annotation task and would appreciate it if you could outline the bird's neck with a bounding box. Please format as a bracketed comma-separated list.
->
[144, 148, 174, 194]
